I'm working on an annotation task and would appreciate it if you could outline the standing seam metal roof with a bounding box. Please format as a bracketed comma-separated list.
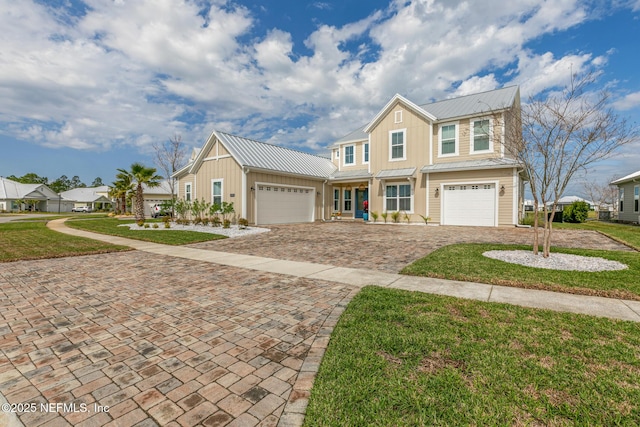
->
[214, 131, 336, 179]
[420, 86, 519, 120]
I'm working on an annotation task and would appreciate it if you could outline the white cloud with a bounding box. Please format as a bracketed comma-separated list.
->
[613, 91, 640, 110]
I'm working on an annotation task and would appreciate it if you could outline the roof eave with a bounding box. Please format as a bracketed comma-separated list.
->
[364, 94, 436, 133]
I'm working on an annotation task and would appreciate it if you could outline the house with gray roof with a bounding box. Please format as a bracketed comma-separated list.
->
[174, 86, 526, 226]
[0, 177, 69, 212]
[61, 186, 113, 211]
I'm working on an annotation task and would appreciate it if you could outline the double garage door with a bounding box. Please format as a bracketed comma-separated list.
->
[256, 184, 315, 225]
[442, 183, 496, 227]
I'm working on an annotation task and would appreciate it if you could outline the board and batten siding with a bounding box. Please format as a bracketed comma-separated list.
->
[194, 156, 243, 216]
[427, 168, 516, 226]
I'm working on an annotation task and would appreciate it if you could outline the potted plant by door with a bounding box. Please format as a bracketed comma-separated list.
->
[363, 200, 369, 221]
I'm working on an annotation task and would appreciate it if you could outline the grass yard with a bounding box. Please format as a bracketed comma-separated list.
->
[554, 220, 640, 250]
[66, 217, 227, 245]
[305, 287, 640, 426]
[0, 221, 129, 262]
[401, 244, 640, 300]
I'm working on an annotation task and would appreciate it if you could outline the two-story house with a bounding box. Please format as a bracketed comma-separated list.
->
[174, 86, 525, 227]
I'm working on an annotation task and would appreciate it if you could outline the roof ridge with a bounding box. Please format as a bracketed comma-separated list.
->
[215, 130, 330, 160]
[420, 85, 518, 108]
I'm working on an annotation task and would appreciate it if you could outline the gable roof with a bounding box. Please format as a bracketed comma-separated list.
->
[420, 86, 519, 121]
[179, 130, 336, 180]
[363, 94, 437, 133]
[61, 187, 112, 203]
[611, 170, 640, 185]
[0, 177, 56, 200]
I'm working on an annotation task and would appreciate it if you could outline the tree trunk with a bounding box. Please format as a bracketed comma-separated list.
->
[532, 200, 539, 255]
[135, 184, 145, 221]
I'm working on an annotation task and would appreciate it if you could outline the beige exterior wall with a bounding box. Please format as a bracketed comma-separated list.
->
[426, 168, 517, 226]
[176, 173, 196, 201]
[246, 172, 329, 224]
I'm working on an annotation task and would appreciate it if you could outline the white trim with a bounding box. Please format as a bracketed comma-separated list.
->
[428, 122, 433, 165]
[203, 154, 232, 162]
[440, 180, 499, 227]
[512, 169, 518, 225]
[241, 168, 248, 219]
[367, 135, 372, 174]
[343, 144, 355, 166]
[394, 110, 403, 123]
[333, 187, 340, 212]
[469, 117, 494, 155]
[438, 122, 459, 158]
[364, 93, 436, 133]
[389, 128, 407, 162]
[363, 142, 370, 165]
[211, 179, 223, 206]
[425, 173, 430, 219]
[343, 188, 353, 212]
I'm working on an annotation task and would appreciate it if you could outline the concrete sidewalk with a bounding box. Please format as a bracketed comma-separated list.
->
[47, 218, 640, 323]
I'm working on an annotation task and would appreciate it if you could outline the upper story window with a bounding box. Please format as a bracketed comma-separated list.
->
[344, 145, 355, 165]
[389, 129, 406, 161]
[363, 143, 369, 164]
[471, 118, 492, 153]
[185, 183, 192, 202]
[439, 123, 458, 157]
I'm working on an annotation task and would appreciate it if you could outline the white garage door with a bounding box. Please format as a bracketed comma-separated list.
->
[256, 184, 315, 225]
[442, 184, 496, 227]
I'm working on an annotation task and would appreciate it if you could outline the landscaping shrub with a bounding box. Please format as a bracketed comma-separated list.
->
[563, 201, 589, 223]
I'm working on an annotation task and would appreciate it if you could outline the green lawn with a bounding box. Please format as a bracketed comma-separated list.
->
[0, 221, 129, 262]
[554, 220, 640, 250]
[66, 217, 227, 245]
[401, 244, 640, 300]
[305, 287, 640, 426]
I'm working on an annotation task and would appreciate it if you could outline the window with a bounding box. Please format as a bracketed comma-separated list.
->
[333, 189, 340, 211]
[440, 124, 457, 156]
[344, 145, 354, 165]
[185, 183, 192, 202]
[385, 184, 411, 211]
[335, 149, 339, 159]
[344, 189, 352, 211]
[619, 188, 624, 212]
[471, 119, 491, 152]
[363, 143, 369, 163]
[394, 110, 403, 123]
[390, 129, 406, 160]
[635, 185, 639, 212]
[212, 180, 223, 206]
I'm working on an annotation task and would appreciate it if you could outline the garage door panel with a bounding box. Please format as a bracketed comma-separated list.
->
[443, 184, 496, 227]
[256, 185, 314, 225]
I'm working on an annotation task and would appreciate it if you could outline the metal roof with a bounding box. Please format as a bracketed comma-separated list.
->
[214, 131, 337, 179]
[375, 167, 417, 179]
[611, 170, 640, 185]
[420, 158, 520, 173]
[0, 177, 52, 199]
[330, 169, 372, 180]
[330, 125, 368, 147]
[420, 86, 519, 120]
[61, 187, 111, 202]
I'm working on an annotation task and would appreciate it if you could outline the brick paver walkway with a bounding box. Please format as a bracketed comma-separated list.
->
[0, 251, 357, 427]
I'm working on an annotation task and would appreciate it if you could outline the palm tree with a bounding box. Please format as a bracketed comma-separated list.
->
[117, 163, 163, 221]
[110, 172, 133, 215]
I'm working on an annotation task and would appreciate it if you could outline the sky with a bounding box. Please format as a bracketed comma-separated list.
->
[1, 0, 639, 195]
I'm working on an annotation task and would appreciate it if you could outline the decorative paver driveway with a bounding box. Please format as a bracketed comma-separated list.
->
[0, 251, 356, 427]
[190, 222, 632, 273]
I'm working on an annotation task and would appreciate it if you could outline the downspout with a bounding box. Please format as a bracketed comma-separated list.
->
[242, 167, 249, 220]
[322, 180, 328, 221]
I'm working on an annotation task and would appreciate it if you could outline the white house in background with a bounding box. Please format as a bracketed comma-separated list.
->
[550, 196, 594, 211]
[611, 170, 640, 223]
[130, 180, 176, 217]
[0, 177, 71, 212]
[61, 186, 113, 211]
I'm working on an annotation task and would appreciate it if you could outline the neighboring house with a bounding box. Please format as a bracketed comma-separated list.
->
[60, 187, 113, 211]
[130, 180, 176, 217]
[175, 86, 526, 227]
[0, 176, 70, 212]
[611, 171, 640, 223]
[549, 196, 593, 211]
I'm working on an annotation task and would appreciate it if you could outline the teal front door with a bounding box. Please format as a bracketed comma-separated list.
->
[355, 189, 368, 219]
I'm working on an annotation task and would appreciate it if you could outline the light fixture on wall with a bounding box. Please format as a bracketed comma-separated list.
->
[435, 188, 439, 197]
[500, 185, 505, 192]
[250, 186, 255, 191]
[346, 185, 352, 191]
[358, 184, 365, 191]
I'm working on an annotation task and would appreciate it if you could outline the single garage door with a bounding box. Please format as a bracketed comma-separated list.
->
[442, 183, 496, 227]
[256, 184, 315, 225]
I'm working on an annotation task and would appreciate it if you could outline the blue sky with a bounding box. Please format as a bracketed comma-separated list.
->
[1, 0, 639, 194]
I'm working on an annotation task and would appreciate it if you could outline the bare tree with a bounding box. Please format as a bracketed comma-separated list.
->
[581, 176, 620, 214]
[153, 134, 187, 213]
[507, 73, 637, 257]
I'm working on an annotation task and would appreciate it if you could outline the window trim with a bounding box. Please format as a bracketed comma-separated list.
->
[363, 143, 369, 164]
[389, 128, 407, 162]
[394, 110, 403, 124]
[634, 185, 639, 213]
[333, 188, 340, 212]
[343, 145, 355, 166]
[438, 122, 459, 157]
[185, 182, 192, 202]
[211, 179, 223, 207]
[383, 182, 413, 213]
[619, 187, 624, 213]
[343, 189, 353, 212]
[469, 117, 493, 154]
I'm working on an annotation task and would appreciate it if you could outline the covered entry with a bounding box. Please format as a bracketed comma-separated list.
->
[255, 183, 315, 225]
[442, 183, 497, 226]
